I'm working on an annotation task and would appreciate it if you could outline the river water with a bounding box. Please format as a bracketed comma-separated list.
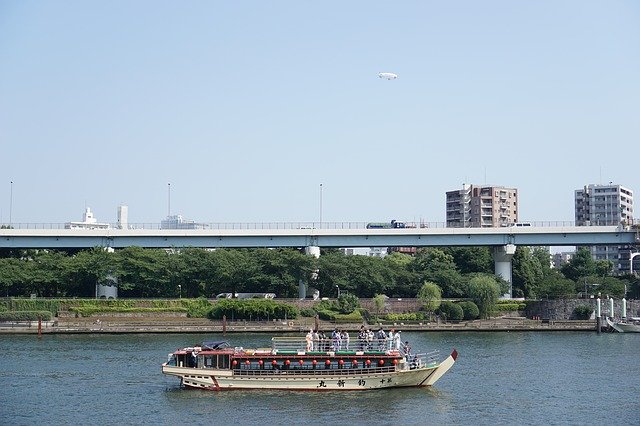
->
[1, 331, 639, 425]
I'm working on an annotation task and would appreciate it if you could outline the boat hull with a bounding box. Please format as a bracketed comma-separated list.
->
[606, 317, 640, 333]
[163, 364, 443, 391]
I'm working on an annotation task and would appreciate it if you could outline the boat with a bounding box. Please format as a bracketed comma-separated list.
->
[162, 336, 457, 391]
[606, 317, 640, 333]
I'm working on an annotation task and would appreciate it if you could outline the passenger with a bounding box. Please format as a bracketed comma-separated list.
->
[366, 329, 375, 351]
[357, 326, 366, 350]
[393, 331, 401, 350]
[312, 329, 320, 351]
[376, 327, 387, 350]
[306, 329, 313, 351]
[319, 331, 327, 351]
[404, 341, 412, 360]
[342, 329, 350, 350]
[387, 328, 395, 350]
[331, 328, 342, 351]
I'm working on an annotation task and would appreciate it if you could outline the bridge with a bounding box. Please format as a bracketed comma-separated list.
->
[1, 222, 638, 249]
[2, 223, 639, 298]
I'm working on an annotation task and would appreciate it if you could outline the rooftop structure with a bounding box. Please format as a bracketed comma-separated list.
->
[65, 207, 110, 230]
[160, 214, 208, 230]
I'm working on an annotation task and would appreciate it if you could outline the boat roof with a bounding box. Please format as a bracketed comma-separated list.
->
[201, 341, 229, 350]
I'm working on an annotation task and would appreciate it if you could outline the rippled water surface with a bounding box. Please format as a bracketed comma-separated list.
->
[1, 331, 639, 425]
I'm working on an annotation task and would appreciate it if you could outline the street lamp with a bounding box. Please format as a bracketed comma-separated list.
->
[9, 181, 13, 226]
[630, 252, 640, 276]
[178, 284, 182, 299]
[335, 285, 340, 298]
[319, 183, 323, 229]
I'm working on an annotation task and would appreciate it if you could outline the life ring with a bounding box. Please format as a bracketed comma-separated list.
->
[288, 321, 294, 327]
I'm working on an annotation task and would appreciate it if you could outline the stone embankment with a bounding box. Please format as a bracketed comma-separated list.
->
[0, 315, 597, 334]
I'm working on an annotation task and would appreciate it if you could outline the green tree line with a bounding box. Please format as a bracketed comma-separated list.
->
[0, 246, 638, 299]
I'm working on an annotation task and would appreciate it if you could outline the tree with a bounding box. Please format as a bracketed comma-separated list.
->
[417, 281, 442, 319]
[117, 247, 171, 297]
[444, 247, 493, 274]
[373, 294, 386, 316]
[458, 301, 480, 320]
[584, 276, 626, 299]
[68, 247, 119, 297]
[561, 248, 596, 282]
[536, 275, 576, 299]
[336, 293, 360, 314]
[512, 247, 544, 298]
[411, 248, 465, 297]
[437, 301, 464, 322]
[468, 275, 500, 319]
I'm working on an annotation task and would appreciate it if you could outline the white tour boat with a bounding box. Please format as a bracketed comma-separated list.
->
[162, 336, 457, 391]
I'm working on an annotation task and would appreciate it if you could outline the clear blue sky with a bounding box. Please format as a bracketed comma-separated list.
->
[1, 1, 639, 225]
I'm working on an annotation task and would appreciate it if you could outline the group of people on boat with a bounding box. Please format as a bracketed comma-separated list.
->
[305, 329, 351, 351]
[304, 326, 409, 355]
[357, 326, 403, 352]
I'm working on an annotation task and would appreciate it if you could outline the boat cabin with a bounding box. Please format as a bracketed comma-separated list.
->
[166, 338, 435, 373]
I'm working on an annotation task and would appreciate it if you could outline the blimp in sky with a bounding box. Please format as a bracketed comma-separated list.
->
[378, 72, 398, 80]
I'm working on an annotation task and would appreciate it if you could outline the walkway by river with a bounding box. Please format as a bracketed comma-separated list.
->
[0, 316, 598, 334]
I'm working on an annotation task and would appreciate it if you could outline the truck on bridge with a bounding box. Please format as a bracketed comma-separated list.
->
[366, 220, 407, 229]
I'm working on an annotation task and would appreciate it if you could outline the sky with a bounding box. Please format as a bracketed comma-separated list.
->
[1, 1, 639, 226]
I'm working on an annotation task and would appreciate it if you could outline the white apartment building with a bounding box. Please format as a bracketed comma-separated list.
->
[574, 183, 634, 272]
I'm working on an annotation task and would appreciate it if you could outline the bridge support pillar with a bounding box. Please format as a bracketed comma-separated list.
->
[301, 246, 321, 299]
[493, 244, 516, 299]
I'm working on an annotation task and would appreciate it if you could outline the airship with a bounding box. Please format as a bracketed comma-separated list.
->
[378, 72, 398, 80]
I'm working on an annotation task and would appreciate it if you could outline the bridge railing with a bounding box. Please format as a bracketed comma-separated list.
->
[1, 220, 635, 231]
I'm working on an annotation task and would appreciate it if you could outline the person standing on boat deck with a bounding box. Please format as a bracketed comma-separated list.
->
[394, 330, 401, 350]
[387, 328, 395, 350]
[358, 326, 366, 350]
[366, 328, 374, 350]
[341, 329, 350, 350]
[312, 329, 320, 351]
[306, 329, 313, 351]
[376, 328, 387, 350]
[319, 331, 327, 351]
[331, 328, 339, 351]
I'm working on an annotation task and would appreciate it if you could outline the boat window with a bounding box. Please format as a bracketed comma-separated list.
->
[204, 355, 215, 368]
[219, 355, 230, 369]
[166, 354, 177, 366]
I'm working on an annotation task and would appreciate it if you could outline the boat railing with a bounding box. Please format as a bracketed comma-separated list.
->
[271, 337, 405, 354]
[233, 365, 399, 376]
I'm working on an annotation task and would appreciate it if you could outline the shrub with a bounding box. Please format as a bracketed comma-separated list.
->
[574, 304, 593, 320]
[8, 299, 60, 315]
[437, 301, 464, 322]
[69, 307, 188, 316]
[0, 311, 52, 321]
[458, 301, 479, 320]
[300, 308, 317, 317]
[317, 309, 362, 323]
[207, 299, 299, 320]
[336, 294, 360, 314]
[179, 298, 213, 318]
[385, 313, 425, 322]
[495, 303, 525, 312]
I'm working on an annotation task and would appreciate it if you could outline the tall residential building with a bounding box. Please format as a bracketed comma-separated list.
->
[446, 184, 518, 228]
[574, 183, 634, 272]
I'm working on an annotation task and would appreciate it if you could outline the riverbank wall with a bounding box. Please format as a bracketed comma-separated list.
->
[1, 298, 636, 334]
